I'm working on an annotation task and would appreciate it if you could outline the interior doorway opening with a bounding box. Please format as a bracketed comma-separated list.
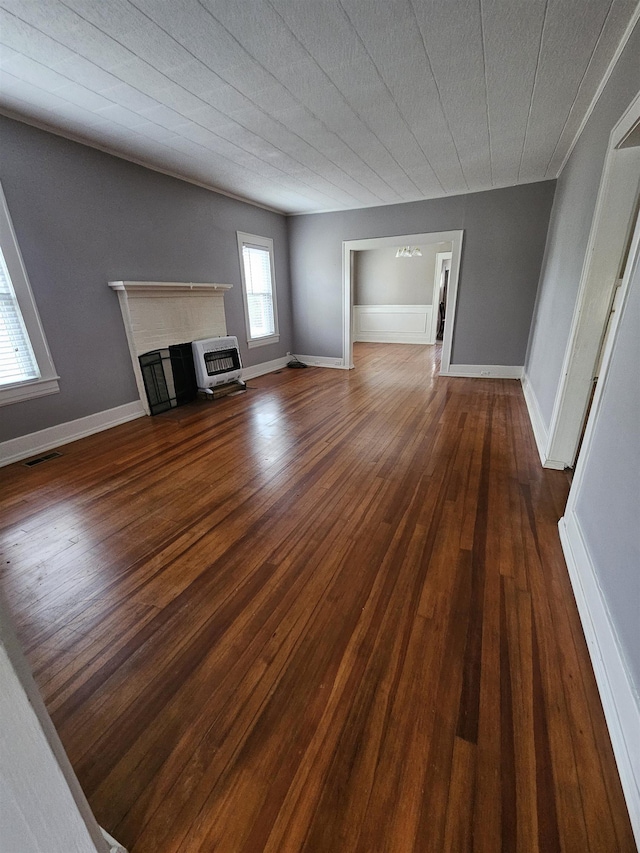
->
[350, 240, 452, 350]
[342, 231, 464, 372]
[433, 251, 452, 342]
[545, 95, 640, 469]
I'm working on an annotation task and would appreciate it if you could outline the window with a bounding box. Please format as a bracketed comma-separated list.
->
[237, 232, 279, 348]
[0, 183, 58, 406]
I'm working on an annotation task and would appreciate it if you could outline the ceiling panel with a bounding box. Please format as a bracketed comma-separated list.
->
[0, 0, 637, 213]
[481, 0, 548, 187]
[543, 0, 639, 176]
[407, 0, 493, 191]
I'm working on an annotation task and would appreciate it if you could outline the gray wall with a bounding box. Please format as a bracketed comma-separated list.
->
[0, 116, 292, 443]
[525, 23, 640, 426]
[354, 243, 450, 306]
[522, 22, 640, 717]
[574, 249, 640, 693]
[288, 181, 555, 365]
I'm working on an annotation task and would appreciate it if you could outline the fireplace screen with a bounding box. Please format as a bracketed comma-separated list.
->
[139, 343, 197, 415]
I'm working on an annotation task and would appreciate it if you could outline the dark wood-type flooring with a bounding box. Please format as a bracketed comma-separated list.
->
[0, 343, 635, 852]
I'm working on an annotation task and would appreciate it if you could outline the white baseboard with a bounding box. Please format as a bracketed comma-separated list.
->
[295, 354, 346, 369]
[440, 364, 523, 379]
[241, 356, 289, 381]
[559, 514, 640, 848]
[0, 400, 145, 468]
[241, 354, 347, 379]
[101, 827, 128, 853]
[521, 373, 566, 470]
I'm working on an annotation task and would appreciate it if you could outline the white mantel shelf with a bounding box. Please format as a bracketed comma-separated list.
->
[109, 280, 233, 295]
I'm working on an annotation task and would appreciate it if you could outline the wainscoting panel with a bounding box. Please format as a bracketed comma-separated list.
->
[353, 304, 433, 345]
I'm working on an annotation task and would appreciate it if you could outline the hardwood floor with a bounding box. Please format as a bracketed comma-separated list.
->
[0, 342, 635, 852]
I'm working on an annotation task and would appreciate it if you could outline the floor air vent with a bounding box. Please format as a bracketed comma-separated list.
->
[23, 451, 62, 467]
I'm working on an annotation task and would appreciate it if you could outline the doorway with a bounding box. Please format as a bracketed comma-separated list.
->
[545, 94, 640, 468]
[432, 251, 452, 342]
[342, 231, 464, 372]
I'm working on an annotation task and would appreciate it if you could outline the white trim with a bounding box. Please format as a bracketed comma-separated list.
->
[558, 201, 640, 848]
[0, 375, 60, 407]
[555, 6, 640, 177]
[522, 372, 550, 464]
[242, 354, 346, 376]
[236, 232, 280, 350]
[295, 354, 346, 369]
[342, 231, 464, 373]
[439, 364, 523, 379]
[0, 400, 145, 468]
[108, 281, 232, 295]
[431, 251, 452, 342]
[353, 303, 433, 345]
[559, 514, 640, 848]
[101, 828, 128, 853]
[241, 355, 289, 380]
[247, 333, 280, 349]
[521, 373, 567, 469]
[0, 182, 59, 405]
[546, 91, 640, 468]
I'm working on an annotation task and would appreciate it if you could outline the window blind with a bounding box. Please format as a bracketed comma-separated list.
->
[242, 244, 275, 339]
[0, 244, 39, 386]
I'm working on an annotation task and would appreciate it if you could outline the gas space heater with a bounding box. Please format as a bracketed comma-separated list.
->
[192, 335, 243, 390]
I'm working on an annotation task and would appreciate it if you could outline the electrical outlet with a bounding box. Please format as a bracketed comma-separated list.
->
[480, 370, 490, 376]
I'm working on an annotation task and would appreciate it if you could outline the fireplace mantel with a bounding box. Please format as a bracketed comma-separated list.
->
[109, 280, 233, 414]
[109, 280, 233, 296]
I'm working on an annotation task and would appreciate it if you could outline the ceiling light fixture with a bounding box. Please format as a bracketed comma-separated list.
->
[395, 246, 423, 258]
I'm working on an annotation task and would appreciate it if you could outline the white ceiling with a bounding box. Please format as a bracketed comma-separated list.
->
[0, 0, 637, 214]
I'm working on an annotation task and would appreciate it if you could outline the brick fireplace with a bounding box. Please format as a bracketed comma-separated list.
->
[108, 280, 233, 414]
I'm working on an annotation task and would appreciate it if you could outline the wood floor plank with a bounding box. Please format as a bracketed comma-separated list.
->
[0, 342, 635, 853]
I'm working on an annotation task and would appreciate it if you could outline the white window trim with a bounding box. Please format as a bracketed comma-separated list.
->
[0, 182, 59, 407]
[236, 231, 280, 349]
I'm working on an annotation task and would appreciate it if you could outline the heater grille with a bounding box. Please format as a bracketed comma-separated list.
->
[204, 348, 240, 376]
[192, 336, 242, 389]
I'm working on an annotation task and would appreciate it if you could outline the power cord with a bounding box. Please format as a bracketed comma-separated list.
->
[287, 353, 308, 369]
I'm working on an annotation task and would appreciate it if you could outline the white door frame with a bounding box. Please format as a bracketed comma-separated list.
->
[342, 231, 464, 370]
[558, 187, 640, 850]
[431, 251, 452, 343]
[545, 92, 640, 468]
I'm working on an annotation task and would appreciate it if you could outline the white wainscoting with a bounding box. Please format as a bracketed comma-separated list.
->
[353, 304, 433, 345]
[294, 354, 346, 368]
